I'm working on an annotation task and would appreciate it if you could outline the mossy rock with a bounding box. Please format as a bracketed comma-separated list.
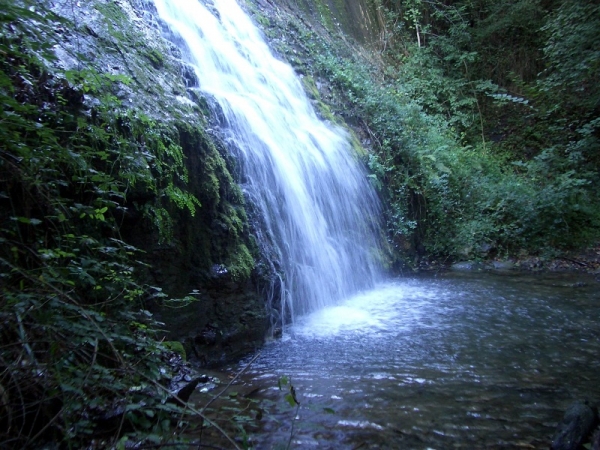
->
[162, 341, 187, 361]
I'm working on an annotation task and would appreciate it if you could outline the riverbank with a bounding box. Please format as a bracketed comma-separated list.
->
[410, 244, 600, 276]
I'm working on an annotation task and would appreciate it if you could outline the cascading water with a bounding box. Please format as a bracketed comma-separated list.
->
[152, 0, 381, 324]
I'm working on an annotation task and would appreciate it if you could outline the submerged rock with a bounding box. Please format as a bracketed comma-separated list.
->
[551, 401, 598, 450]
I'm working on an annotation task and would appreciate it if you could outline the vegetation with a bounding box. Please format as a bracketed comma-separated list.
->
[378, 0, 600, 264]
[0, 0, 260, 447]
[261, 0, 600, 267]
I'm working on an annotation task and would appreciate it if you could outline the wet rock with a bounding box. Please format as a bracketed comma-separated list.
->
[491, 260, 515, 271]
[551, 401, 598, 450]
[272, 327, 283, 338]
[195, 324, 219, 347]
[450, 261, 485, 271]
[593, 427, 600, 450]
[181, 62, 199, 87]
[168, 376, 209, 406]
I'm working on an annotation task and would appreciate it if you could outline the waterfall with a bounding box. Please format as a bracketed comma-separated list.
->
[152, 0, 381, 324]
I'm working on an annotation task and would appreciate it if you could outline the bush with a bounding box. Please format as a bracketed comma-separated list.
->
[0, 2, 203, 446]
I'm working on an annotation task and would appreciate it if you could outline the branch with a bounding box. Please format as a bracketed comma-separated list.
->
[133, 370, 245, 450]
[201, 351, 262, 414]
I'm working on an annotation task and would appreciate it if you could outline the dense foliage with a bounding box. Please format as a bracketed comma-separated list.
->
[370, 0, 600, 262]
[0, 1, 252, 447]
[265, 0, 600, 266]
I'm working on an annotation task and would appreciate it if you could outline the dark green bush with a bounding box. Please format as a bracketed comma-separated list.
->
[0, 2, 204, 446]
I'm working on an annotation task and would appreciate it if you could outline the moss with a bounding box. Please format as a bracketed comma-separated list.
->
[162, 341, 187, 360]
[253, 11, 271, 28]
[316, 100, 337, 122]
[0, 4, 271, 446]
[187, 89, 212, 116]
[226, 243, 255, 281]
[144, 48, 165, 68]
[201, 170, 221, 206]
[301, 75, 320, 99]
[94, 2, 130, 43]
[94, 1, 128, 25]
[350, 130, 368, 158]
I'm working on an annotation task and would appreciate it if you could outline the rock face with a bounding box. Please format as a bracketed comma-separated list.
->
[47, 0, 273, 364]
[272, 0, 380, 44]
[551, 401, 599, 450]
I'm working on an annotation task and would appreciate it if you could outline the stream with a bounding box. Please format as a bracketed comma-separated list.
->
[197, 271, 600, 449]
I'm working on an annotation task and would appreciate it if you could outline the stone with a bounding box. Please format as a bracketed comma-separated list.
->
[551, 401, 598, 450]
[593, 427, 600, 450]
[491, 260, 515, 271]
[450, 261, 485, 271]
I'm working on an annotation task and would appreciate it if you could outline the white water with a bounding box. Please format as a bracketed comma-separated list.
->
[152, 0, 381, 323]
[291, 281, 438, 338]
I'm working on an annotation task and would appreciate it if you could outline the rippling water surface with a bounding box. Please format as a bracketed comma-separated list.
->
[214, 272, 600, 449]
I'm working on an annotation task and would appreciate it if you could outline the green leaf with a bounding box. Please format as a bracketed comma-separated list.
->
[278, 375, 289, 390]
[284, 393, 297, 407]
[116, 436, 129, 450]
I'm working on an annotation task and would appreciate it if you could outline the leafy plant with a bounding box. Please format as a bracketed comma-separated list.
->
[0, 1, 211, 446]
